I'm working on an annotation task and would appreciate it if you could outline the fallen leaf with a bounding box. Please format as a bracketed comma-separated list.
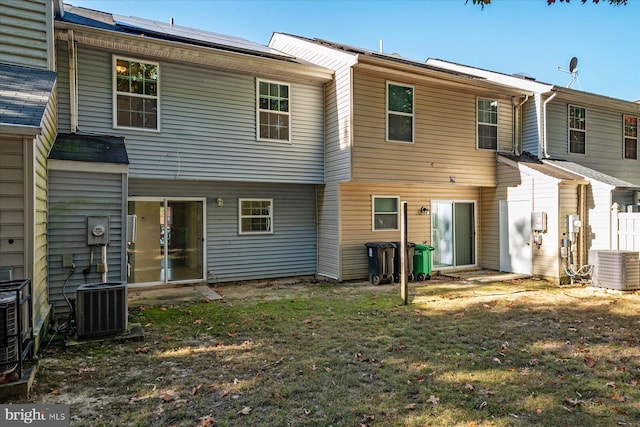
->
[612, 407, 628, 415]
[162, 391, 176, 402]
[465, 383, 474, 391]
[584, 356, 596, 368]
[190, 384, 203, 396]
[228, 331, 237, 337]
[135, 346, 150, 354]
[49, 388, 61, 395]
[606, 381, 617, 389]
[427, 395, 440, 405]
[355, 353, 369, 362]
[217, 389, 229, 397]
[197, 415, 216, 426]
[238, 406, 251, 415]
[493, 357, 502, 364]
[144, 322, 152, 328]
[611, 393, 626, 402]
[404, 403, 416, 410]
[194, 319, 203, 325]
[302, 319, 312, 324]
[46, 348, 57, 355]
[160, 307, 167, 311]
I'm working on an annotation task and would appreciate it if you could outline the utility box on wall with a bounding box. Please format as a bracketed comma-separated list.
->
[87, 216, 110, 245]
[531, 211, 547, 232]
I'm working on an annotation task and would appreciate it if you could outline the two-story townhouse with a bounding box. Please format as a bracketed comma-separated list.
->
[0, 0, 58, 352]
[428, 58, 640, 283]
[47, 5, 332, 320]
[270, 34, 532, 282]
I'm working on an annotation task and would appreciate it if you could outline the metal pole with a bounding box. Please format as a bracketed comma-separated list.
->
[401, 201, 408, 305]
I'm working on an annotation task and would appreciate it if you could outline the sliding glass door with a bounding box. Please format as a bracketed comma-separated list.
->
[432, 201, 476, 268]
[127, 198, 204, 284]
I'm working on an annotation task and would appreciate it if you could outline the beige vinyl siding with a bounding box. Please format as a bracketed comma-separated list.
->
[0, 137, 25, 280]
[0, 0, 50, 69]
[339, 182, 481, 281]
[546, 98, 640, 186]
[31, 83, 56, 347]
[351, 68, 512, 187]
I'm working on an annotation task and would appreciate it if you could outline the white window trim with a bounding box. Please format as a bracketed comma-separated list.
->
[623, 114, 638, 160]
[568, 104, 587, 155]
[238, 198, 274, 235]
[112, 55, 161, 132]
[386, 81, 414, 144]
[476, 97, 498, 150]
[371, 195, 400, 232]
[256, 78, 291, 143]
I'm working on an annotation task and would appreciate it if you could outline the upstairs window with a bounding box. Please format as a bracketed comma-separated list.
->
[387, 82, 414, 143]
[372, 196, 399, 231]
[114, 57, 159, 130]
[624, 115, 638, 160]
[568, 105, 586, 154]
[477, 98, 498, 150]
[239, 199, 273, 234]
[257, 80, 290, 141]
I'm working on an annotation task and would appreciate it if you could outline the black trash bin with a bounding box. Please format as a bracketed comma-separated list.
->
[364, 242, 396, 285]
[393, 241, 415, 282]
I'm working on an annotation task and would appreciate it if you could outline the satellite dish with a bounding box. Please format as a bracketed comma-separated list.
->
[569, 57, 578, 73]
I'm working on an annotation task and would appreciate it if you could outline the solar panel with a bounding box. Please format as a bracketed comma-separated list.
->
[113, 14, 291, 58]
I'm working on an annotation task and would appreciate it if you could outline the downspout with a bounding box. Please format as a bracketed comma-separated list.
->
[578, 183, 587, 266]
[542, 92, 557, 159]
[512, 95, 529, 155]
[68, 29, 78, 133]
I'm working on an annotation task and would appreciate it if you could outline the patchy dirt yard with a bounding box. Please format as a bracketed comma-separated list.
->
[9, 276, 640, 426]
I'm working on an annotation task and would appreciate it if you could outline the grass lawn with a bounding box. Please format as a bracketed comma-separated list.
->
[13, 277, 640, 426]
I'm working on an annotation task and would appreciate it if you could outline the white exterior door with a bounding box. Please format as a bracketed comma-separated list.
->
[500, 200, 532, 274]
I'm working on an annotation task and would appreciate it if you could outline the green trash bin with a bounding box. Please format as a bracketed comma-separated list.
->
[413, 244, 434, 281]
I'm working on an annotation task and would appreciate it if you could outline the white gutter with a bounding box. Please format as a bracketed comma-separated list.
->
[0, 124, 42, 137]
[542, 92, 557, 159]
[68, 29, 78, 133]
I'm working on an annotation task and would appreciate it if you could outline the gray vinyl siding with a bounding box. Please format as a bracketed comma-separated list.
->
[48, 170, 126, 320]
[522, 97, 539, 156]
[0, 137, 25, 280]
[57, 46, 325, 184]
[55, 40, 71, 132]
[317, 183, 339, 279]
[0, 0, 50, 69]
[128, 179, 318, 283]
[32, 84, 57, 345]
[546, 99, 640, 186]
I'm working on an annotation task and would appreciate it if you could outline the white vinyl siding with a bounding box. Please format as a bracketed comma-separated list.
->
[477, 98, 498, 150]
[568, 105, 586, 154]
[113, 56, 159, 131]
[386, 82, 414, 143]
[257, 79, 290, 142]
[239, 199, 273, 234]
[623, 115, 638, 160]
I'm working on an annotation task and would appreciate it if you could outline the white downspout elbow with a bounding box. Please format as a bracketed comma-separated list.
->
[542, 92, 557, 159]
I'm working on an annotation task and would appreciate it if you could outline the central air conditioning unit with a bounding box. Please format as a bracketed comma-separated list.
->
[589, 250, 640, 290]
[0, 292, 18, 375]
[76, 282, 128, 339]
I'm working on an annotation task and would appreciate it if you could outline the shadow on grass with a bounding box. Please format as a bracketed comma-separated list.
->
[19, 281, 640, 426]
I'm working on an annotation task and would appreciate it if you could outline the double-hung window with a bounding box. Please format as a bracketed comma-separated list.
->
[114, 57, 159, 130]
[239, 199, 273, 234]
[477, 98, 498, 150]
[624, 115, 638, 160]
[372, 196, 399, 231]
[257, 79, 290, 141]
[387, 82, 414, 143]
[568, 105, 586, 154]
